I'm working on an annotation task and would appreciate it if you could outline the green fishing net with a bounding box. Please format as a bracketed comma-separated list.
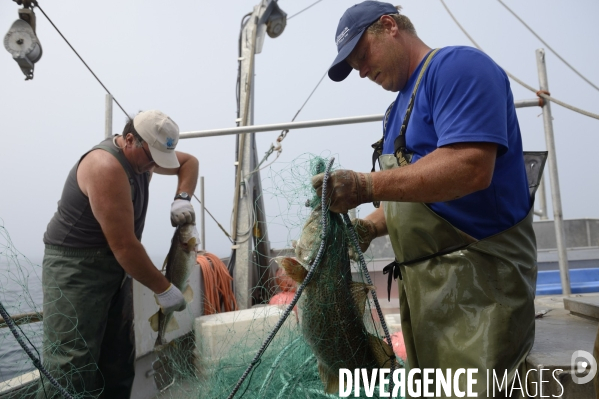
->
[0, 155, 403, 399]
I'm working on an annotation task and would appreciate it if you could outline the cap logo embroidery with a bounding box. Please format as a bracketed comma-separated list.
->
[336, 27, 350, 46]
[166, 137, 175, 149]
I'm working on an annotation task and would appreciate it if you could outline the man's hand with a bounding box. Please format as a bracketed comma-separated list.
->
[352, 218, 378, 252]
[311, 170, 373, 213]
[154, 284, 186, 314]
[171, 200, 195, 226]
[349, 218, 378, 262]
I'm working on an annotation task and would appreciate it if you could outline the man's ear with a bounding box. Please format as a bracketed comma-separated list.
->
[123, 132, 134, 146]
[380, 15, 397, 33]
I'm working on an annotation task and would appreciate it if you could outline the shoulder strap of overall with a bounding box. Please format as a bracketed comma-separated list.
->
[393, 48, 441, 159]
[93, 139, 136, 201]
[370, 101, 396, 173]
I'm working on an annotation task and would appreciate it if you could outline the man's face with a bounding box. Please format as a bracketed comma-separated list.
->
[137, 142, 157, 173]
[346, 20, 410, 92]
[125, 134, 156, 174]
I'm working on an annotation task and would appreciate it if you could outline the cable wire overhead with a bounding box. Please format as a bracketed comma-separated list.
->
[287, 0, 324, 20]
[31, 1, 130, 119]
[439, 0, 599, 121]
[496, 0, 599, 93]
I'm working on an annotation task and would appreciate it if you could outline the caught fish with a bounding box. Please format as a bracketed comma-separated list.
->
[278, 203, 395, 394]
[149, 223, 196, 347]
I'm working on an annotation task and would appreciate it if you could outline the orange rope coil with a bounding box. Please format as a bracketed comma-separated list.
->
[197, 252, 238, 315]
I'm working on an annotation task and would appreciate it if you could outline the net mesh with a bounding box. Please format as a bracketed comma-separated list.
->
[0, 155, 404, 399]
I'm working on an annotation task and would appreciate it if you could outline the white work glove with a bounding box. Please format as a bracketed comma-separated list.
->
[191, 225, 200, 250]
[170, 200, 195, 226]
[154, 284, 186, 314]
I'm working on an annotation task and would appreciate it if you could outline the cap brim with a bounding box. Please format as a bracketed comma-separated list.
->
[328, 29, 365, 82]
[149, 147, 180, 169]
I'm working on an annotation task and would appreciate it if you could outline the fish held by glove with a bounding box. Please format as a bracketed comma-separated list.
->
[149, 223, 197, 347]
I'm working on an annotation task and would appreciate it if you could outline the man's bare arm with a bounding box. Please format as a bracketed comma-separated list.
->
[154, 151, 199, 197]
[358, 142, 496, 235]
[78, 150, 170, 294]
[372, 142, 497, 203]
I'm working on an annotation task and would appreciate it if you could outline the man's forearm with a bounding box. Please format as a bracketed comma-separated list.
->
[364, 206, 388, 237]
[371, 143, 497, 203]
[112, 241, 170, 294]
[175, 154, 199, 196]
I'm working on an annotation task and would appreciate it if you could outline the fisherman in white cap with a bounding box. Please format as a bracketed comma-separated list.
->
[39, 110, 198, 398]
[313, 2, 542, 397]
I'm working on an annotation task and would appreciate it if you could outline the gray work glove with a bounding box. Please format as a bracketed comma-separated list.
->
[170, 200, 195, 226]
[154, 284, 186, 314]
[311, 170, 374, 214]
[348, 218, 378, 262]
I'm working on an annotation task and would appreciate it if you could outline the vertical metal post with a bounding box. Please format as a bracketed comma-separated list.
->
[200, 176, 205, 251]
[537, 175, 548, 220]
[232, 13, 259, 310]
[104, 94, 113, 139]
[536, 48, 571, 295]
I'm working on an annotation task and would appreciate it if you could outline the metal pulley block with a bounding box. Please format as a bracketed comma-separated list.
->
[266, 1, 286, 38]
[4, 8, 43, 80]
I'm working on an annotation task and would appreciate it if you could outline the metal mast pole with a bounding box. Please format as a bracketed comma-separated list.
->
[230, 0, 286, 309]
[232, 13, 259, 310]
[536, 48, 570, 295]
[104, 94, 113, 139]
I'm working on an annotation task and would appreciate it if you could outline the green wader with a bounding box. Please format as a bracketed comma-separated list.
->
[380, 154, 538, 398]
[37, 246, 135, 399]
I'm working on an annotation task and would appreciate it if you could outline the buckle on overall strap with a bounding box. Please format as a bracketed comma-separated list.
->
[382, 260, 402, 301]
[370, 138, 384, 208]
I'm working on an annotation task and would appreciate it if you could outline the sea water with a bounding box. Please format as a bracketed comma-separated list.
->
[0, 257, 44, 383]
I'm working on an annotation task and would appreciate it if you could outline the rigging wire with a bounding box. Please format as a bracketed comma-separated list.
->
[439, 0, 599, 121]
[193, 194, 233, 243]
[31, 1, 130, 119]
[254, 70, 328, 170]
[287, 0, 324, 20]
[496, 0, 599, 93]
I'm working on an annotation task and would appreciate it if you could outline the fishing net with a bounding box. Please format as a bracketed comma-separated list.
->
[0, 221, 44, 398]
[0, 155, 405, 399]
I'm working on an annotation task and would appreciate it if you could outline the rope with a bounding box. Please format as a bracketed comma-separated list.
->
[0, 300, 73, 399]
[537, 92, 599, 120]
[342, 213, 398, 383]
[439, 0, 599, 121]
[496, 0, 599, 93]
[31, 1, 129, 119]
[226, 157, 335, 399]
[197, 252, 238, 314]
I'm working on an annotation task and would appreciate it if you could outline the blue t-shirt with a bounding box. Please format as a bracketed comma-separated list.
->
[383, 46, 530, 239]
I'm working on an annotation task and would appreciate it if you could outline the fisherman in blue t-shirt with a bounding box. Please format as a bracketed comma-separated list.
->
[312, 2, 539, 397]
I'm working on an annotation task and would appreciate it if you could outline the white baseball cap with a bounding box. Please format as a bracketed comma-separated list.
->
[133, 110, 180, 168]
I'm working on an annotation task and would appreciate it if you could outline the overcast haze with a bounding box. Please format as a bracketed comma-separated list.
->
[1, 0, 598, 264]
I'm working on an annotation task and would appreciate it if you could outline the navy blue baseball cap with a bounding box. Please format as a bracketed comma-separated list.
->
[328, 1, 398, 82]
